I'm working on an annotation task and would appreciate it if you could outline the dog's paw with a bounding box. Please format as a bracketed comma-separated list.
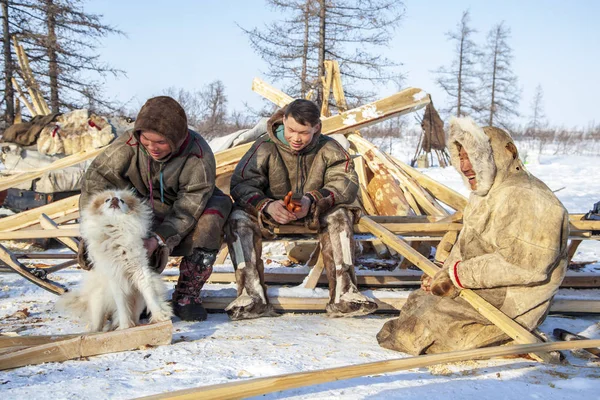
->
[149, 302, 173, 323]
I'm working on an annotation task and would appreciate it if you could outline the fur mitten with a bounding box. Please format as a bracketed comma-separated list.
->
[430, 268, 459, 298]
[77, 240, 92, 271]
[307, 195, 334, 230]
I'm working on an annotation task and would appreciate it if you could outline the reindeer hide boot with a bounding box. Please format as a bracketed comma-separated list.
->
[172, 247, 218, 321]
[320, 208, 378, 317]
[224, 210, 279, 321]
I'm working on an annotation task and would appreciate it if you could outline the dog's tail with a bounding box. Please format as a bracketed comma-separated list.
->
[55, 289, 89, 318]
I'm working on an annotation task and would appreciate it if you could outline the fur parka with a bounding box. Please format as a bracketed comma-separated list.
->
[230, 109, 359, 219]
[81, 97, 218, 252]
[377, 117, 568, 355]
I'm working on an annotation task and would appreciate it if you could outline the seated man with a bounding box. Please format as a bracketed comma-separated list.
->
[377, 117, 568, 355]
[224, 99, 378, 320]
[80, 96, 232, 321]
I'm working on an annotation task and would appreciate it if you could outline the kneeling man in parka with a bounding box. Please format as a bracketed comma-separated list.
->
[80, 96, 232, 322]
[224, 99, 378, 320]
[377, 116, 569, 355]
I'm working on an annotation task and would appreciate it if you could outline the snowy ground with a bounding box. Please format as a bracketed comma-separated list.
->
[1, 143, 600, 399]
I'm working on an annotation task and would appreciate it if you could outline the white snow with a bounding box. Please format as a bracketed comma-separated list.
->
[1, 135, 600, 399]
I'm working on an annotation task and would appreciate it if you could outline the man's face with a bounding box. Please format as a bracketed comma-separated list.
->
[139, 130, 171, 160]
[283, 115, 319, 152]
[459, 146, 477, 190]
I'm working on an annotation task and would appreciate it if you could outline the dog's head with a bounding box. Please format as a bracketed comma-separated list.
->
[87, 189, 142, 217]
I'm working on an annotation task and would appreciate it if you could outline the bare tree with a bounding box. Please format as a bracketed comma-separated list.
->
[1, 0, 15, 124]
[479, 21, 520, 129]
[10, 0, 125, 113]
[241, 0, 405, 107]
[199, 80, 228, 136]
[528, 84, 546, 134]
[434, 10, 482, 118]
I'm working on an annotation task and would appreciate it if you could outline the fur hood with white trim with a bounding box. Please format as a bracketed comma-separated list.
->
[448, 116, 526, 196]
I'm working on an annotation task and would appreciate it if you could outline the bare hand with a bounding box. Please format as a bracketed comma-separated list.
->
[265, 200, 297, 225]
[293, 196, 311, 219]
[143, 236, 159, 259]
[420, 274, 433, 292]
[430, 268, 459, 298]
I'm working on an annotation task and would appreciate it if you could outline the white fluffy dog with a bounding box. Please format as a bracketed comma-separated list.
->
[56, 189, 172, 331]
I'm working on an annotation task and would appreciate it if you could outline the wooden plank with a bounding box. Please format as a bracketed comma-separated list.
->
[220, 81, 430, 176]
[11, 77, 37, 116]
[1, 202, 80, 233]
[274, 222, 462, 236]
[320, 61, 334, 117]
[357, 216, 552, 363]
[0, 147, 103, 192]
[137, 339, 600, 400]
[198, 271, 600, 289]
[39, 214, 80, 252]
[251, 77, 294, 108]
[0, 321, 172, 371]
[0, 334, 81, 349]
[330, 60, 348, 111]
[214, 244, 229, 265]
[0, 244, 66, 295]
[570, 220, 600, 231]
[201, 295, 599, 314]
[303, 251, 325, 289]
[392, 156, 468, 212]
[0, 228, 80, 240]
[567, 240, 583, 262]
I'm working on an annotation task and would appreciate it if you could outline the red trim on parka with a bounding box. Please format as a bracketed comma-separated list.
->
[452, 261, 465, 289]
[241, 141, 267, 178]
[330, 139, 351, 172]
[202, 209, 224, 219]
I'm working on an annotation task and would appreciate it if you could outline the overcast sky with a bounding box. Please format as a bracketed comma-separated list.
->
[86, 0, 599, 128]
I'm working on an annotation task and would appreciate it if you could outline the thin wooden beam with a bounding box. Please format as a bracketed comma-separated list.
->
[196, 271, 600, 289]
[0, 147, 103, 192]
[303, 252, 325, 289]
[392, 156, 468, 212]
[0, 244, 66, 295]
[137, 339, 600, 400]
[0, 228, 80, 240]
[0, 197, 80, 233]
[0, 321, 172, 371]
[39, 213, 80, 252]
[199, 295, 599, 314]
[358, 216, 554, 363]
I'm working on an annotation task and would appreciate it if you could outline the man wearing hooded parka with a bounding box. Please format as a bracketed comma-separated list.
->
[80, 96, 232, 322]
[377, 117, 569, 355]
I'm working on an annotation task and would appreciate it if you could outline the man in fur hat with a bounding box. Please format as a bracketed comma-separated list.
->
[80, 96, 232, 322]
[224, 99, 378, 320]
[377, 117, 568, 355]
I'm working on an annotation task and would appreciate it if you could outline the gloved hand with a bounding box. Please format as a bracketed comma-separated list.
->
[307, 195, 334, 230]
[430, 268, 459, 298]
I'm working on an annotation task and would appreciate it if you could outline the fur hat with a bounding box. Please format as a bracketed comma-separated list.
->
[134, 96, 188, 152]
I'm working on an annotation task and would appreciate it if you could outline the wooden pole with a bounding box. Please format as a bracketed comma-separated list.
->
[357, 216, 555, 363]
[0, 321, 172, 371]
[0, 195, 80, 232]
[11, 77, 37, 116]
[39, 213, 80, 252]
[0, 244, 66, 295]
[0, 147, 104, 192]
[137, 339, 600, 400]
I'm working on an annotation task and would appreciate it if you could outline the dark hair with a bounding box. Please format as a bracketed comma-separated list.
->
[284, 99, 321, 127]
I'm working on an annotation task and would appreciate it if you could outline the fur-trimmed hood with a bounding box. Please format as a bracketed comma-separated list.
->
[449, 116, 525, 196]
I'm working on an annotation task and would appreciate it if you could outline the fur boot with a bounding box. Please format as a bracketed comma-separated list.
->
[224, 210, 279, 321]
[172, 247, 217, 321]
[319, 208, 378, 317]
